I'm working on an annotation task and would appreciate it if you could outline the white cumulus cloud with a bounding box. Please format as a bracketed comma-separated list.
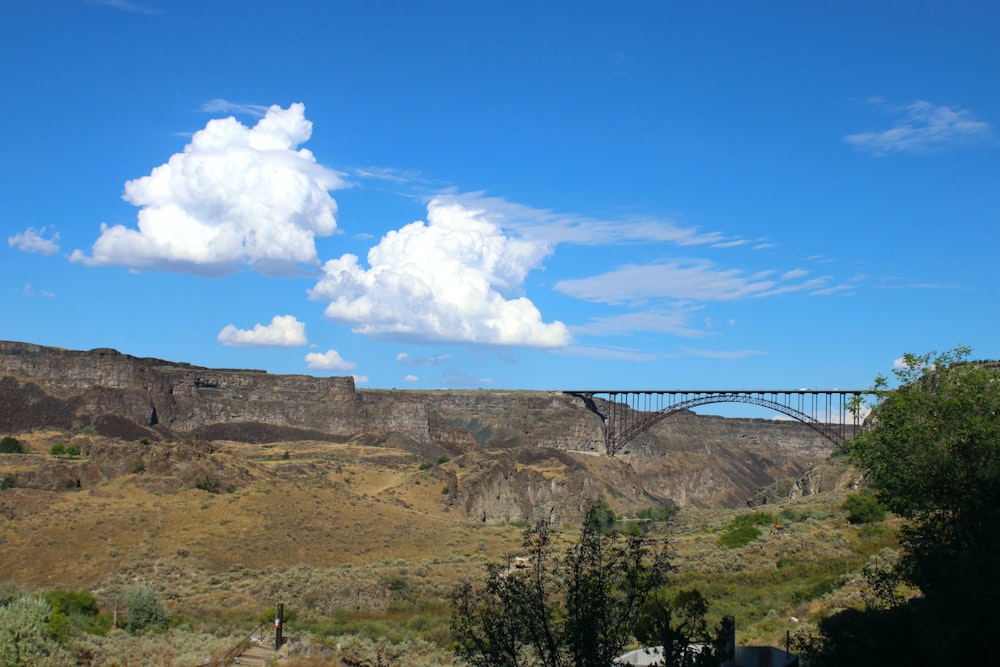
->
[71, 103, 346, 275]
[309, 196, 571, 348]
[305, 349, 358, 371]
[9, 227, 60, 255]
[217, 315, 307, 347]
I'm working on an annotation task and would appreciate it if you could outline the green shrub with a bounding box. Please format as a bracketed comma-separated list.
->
[194, 474, 220, 494]
[124, 585, 170, 633]
[636, 505, 680, 522]
[622, 521, 644, 537]
[49, 442, 66, 456]
[66, 444, 80, 457]
[44, 589, 100, 619]
[0, 595, 68, 663]
[718, 524, 762, 549]
[0, 436, 25, 454]
[437, 455, 451, 465]
[43, 588, 106, 639]
[842, 491, 887, 524]
[731, 511, 775, 528]
[716, 511, 773, 548]
[0, 474, 13, 490]
[418, 461, 434, 470]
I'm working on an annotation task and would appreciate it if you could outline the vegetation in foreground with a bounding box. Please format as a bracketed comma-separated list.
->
[0, 490, 897, 666]
[796, 348, 1000, 666]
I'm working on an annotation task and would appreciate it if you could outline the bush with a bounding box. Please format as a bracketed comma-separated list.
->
[0, 594, 69, 664]
[66, 444, 80, 457]
[0, 475, 13, 490]
[44, 589, 99, 617]
[731, 511, 775, 528]
[437, 455, 451, 465]
[716, 511, 773, 548]
[194, 474, 220, 494]
[842, 492, 887, 525]
[49, 442, 66, 456]
[636, 505, 680, 522]
[418, 461, 434, 470]
[718, 524, 762, 549]
[124, 585, 169, 633]
[0, 436, 25, 454]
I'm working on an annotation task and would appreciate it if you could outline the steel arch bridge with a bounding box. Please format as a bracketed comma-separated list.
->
[565, 389, 864, 456]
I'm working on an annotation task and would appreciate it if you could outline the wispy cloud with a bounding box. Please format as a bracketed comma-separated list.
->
[200, 99, 271, 118]
[845, 99, 993, 156]
[8, 227, 60, 255]
[396, 353, 452, 366]
[570, 308, 709, 338]
[554, 259, 830, 304]
[441, 368, 495, 387]
[90, 0, 161, 15]
[448, 191, 741, 247]
[22, 284, 56, 298]
[679, 347, 767, 360]
[218, 315, 307, 347]
[560, 345, 659, 362]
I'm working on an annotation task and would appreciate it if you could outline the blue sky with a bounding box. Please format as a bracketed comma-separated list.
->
[2, 1, 998, 404]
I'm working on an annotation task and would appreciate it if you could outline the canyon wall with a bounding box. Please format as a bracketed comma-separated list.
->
[0, 341, 839, 510]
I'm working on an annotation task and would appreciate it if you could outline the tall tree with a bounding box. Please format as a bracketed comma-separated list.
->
[451, 502, 672, 667]
[816, 347, 1000, 665]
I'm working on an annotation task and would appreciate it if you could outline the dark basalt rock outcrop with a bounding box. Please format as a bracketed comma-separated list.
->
[0, 341, 839, 510]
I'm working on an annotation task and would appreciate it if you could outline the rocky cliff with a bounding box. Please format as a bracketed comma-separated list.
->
[0, 341, 840, 513]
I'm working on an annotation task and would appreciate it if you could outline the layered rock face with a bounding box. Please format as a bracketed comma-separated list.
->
[0, 341, 839, 510]
[0, 341, 360, 439]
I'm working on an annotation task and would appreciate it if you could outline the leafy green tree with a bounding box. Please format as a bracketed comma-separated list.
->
[810, 348, 1000, 665]
[48, 443, 65, 457]
[583, 498, 617, 534]
[123, 585, 169, 634]
[634, 589, 727, 667]
[451, 502, 671, 667]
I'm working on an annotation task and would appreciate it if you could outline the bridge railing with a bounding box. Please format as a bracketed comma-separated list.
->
[566, 390, 864, 456]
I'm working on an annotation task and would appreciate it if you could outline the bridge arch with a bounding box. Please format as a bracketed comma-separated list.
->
[566, 390, 863, 456]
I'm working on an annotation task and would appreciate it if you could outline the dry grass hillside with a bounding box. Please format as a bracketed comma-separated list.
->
[0, 429, 898, 665]
[1, 433, 524, 598]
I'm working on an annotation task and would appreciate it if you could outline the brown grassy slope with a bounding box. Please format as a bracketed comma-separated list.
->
[0, 431, 892, 655]
[0, 435, 522, 603]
